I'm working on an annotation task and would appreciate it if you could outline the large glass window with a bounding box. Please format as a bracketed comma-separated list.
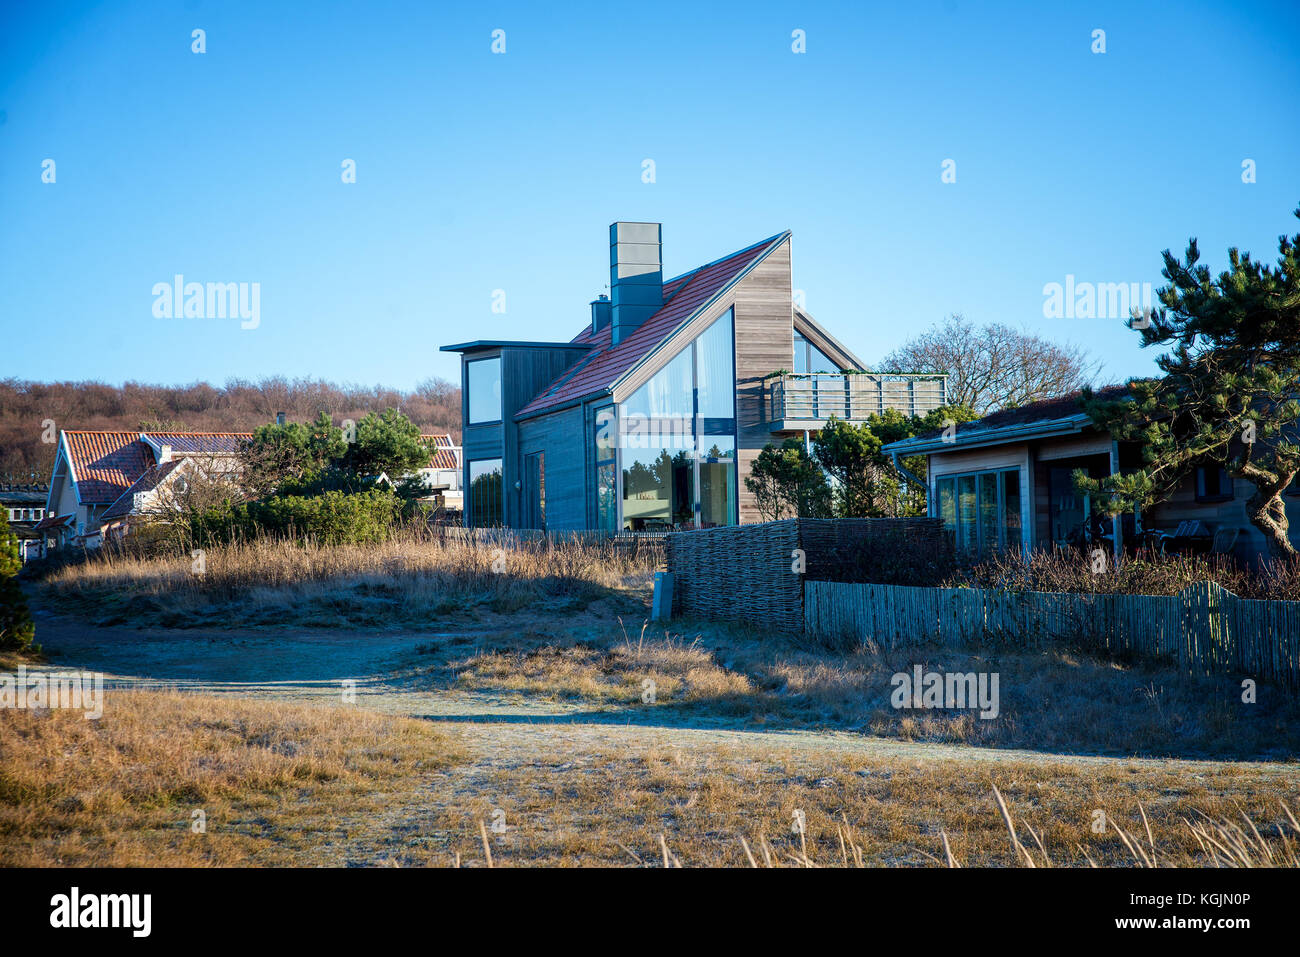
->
[616, 310, 736, 530]
[1003, 470, 1022, 548]
[594, 406, 617, 531]
[978, 473, 999, 552]
[468, 458, 503, 527]
[467, 357, 502, 424]
[793, 331, 840, 374]
[622, 439, 694, 530]
[622, 348, 692, 419]
[936, 468, 1022, 555]
[694, 315, 735, 418]
[698, 436, 736, 527]
[957, 475, 977, 553]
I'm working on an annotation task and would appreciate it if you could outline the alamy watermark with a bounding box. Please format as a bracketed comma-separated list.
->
[152, 274, 260, 329]
[1042, 275, 1153, 321]
[1, 665, 104, 719]
[890, 665, 999, 719]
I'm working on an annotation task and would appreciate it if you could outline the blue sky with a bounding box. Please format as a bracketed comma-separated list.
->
[2, 0, 1298, 392]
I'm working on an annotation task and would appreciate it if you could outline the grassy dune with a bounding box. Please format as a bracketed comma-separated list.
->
[449, 619, 1300, 761]
[35, 535, 657, 628]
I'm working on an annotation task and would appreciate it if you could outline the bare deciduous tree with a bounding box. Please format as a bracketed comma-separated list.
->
[131, 453, 242, 545]
[0, 375, 461, 484]
[878, 315, 1099, 414]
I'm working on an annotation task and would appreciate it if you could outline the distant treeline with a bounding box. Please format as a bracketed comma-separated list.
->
[0, 376, 461, 483]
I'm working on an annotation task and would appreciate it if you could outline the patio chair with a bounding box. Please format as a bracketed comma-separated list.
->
[1211, 526, 1241, 555]
[1166, 520, 1212, 554]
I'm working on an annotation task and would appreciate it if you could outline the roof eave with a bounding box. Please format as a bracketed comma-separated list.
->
[882, 414, 1096, 456]
[440, 340, 593, 354]
[515, 389, 610, 422]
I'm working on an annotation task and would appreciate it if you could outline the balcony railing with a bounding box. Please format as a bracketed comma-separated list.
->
[766, 373, 949, 427]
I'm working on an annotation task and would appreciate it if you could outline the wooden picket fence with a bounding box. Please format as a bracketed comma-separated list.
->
[804, 579, 1300, 690]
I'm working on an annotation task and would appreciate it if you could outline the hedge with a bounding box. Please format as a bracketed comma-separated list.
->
[189, 489, 401, 547]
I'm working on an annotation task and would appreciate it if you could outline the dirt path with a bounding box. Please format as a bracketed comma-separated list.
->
[24, 612, 1300, 779]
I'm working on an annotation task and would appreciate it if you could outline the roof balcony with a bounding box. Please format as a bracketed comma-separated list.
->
[765, 372, 949, 432]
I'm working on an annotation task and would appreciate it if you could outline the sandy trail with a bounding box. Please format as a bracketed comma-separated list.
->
[23, 612, 1300, 779]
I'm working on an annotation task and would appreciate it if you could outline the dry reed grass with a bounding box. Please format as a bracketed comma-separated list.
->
[0, 690, 463, 866]
[446, 618, 1300, 760]
[424, 740, 1300, 867]
[3, 689, 1295, 867]
[36, 534, 657, 628]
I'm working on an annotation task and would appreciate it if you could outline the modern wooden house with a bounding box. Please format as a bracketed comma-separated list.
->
[442, 223, 948, 531]
[881, 385, 1300, 564]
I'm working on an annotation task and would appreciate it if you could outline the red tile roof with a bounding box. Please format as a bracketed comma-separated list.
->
[100, 460, 185, 521]
[63, 430, 252, 505]
[421, 434, 460, 470]
[145, 432, 251, 454]
[62, 432, 156, 505]
[34, 513, 73, 531]
[516, 233, 788, 419]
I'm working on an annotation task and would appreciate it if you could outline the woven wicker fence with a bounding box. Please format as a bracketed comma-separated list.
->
[805, 579, 1300, 689]
[433, 526, 667, 561]
[664, 518, 948, 632]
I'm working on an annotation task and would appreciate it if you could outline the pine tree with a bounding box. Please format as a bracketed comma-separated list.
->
[0, 525, 36, 651]
[1079, 204, 1300, 557]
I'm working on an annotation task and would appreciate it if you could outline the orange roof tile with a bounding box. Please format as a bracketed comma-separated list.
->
[420, 433, 460, 470]
[62, 432, 155, 505]
[63, 430, 252, 505]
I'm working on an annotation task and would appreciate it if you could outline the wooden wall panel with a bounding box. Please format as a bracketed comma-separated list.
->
[731, 239, 793, 524]
[516, 404, 587, 530]
[500, 346, 585, 527]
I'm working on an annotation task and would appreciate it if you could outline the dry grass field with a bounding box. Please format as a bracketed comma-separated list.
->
[0, 691, 465, 866]
[445, 619, 1300, 760]
[34, 534, 655, 628]
[1, 687, 1296, 867]
[8, 537, 1299, 867]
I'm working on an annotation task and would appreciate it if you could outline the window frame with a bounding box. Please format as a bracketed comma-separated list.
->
[466, 356, 503, 426]
[467, 456, 504, 528]
[1194, 465, 1234, 503]
[615, 309, 738, 530]
[934, 466, 1023, 555]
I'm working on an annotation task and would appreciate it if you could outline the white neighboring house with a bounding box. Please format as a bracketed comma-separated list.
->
[40, 431, 251, 549]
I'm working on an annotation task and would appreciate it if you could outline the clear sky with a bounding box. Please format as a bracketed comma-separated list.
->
[2, 0, 1298, 392]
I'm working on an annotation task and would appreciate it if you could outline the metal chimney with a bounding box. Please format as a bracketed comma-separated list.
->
[590, 294, 611, 334]
[275, 411, 286, 426]
[609, 222, 663, 345]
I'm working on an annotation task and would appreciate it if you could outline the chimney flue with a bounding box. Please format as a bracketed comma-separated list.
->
[590, 294, 611, 333]
[275, 411, 286, 427]
[609, 222, 663, 345]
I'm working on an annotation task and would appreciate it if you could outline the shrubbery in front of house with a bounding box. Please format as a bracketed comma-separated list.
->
[822, 532, 1300, 601]
[746, 405, 978, 520]
[943, 548, 1300, 601]
[188, 488, 402, 547]
[161, 407, 431, 548]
